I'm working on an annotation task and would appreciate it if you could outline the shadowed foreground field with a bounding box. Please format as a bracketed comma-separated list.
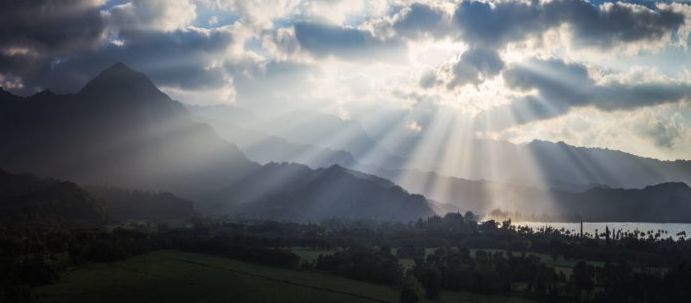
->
[37, 250, 534, 303]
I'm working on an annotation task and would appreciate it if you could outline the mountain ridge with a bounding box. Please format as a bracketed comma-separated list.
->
[0, 63, 434, 222]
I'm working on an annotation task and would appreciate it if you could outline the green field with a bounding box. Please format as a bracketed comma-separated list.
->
[37, 250, 535, 303]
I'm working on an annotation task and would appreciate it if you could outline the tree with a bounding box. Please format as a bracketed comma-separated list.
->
[400, 274, 422, 303]
[572, 261, 595, 300]
[417, 266, 442, 299]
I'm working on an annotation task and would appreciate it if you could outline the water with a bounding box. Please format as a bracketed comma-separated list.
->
[513, 222, 691, 238]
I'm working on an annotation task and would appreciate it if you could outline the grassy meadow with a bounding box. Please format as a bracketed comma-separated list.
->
[37, 250, 535, 303]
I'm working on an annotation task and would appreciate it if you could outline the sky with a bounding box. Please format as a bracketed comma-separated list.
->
[1, 0, 690, 160]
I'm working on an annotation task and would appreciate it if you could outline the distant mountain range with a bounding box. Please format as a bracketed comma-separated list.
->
[190, 104, 691, 192]
[188, 98, 691, 222]
[0, 63, 434, 222]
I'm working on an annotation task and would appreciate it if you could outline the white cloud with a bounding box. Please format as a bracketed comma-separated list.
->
[107, 0, 197, 32]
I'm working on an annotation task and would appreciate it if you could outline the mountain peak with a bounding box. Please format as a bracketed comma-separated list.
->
[78, 62, 166, 101]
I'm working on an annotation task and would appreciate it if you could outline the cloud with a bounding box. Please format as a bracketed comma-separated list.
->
[33, 27, 235, 94]
[643, 121, 682, 148]
[423, 0, 688, 89]
[447, 47, 504, 88]
[107, 0, 197, 32]
[451, 0, 686, 49]
[229, 59, 317, 110]
[545, 1, 685, 49]
[476, 58, 691, 129]
[294, 22, 406, 61]
[452, 0, 547, 48]
[0, 0, 107, 91]
[393, 3, 450, 39]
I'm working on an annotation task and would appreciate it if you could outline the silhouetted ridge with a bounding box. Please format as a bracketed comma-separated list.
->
[0, 169, 106, 223]
[0, 87, 22, 102]
[643, 182, 690, 191]
[225, 162, 434, 221]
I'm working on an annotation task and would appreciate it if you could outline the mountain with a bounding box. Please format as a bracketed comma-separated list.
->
[187, 103, 691, 221]
[526, 140, 691, 190]
[384, 168, 691, 222]
[222, 163, 434, 221]
[552, 182, 691, 222]
[0, 170, 106, 223]
[193, 105, 691, 191]
[189, 105, 359, 168]
[0, 63, 259, 199]
[0, 63, 434, 222]
[245, 109, 408, 169]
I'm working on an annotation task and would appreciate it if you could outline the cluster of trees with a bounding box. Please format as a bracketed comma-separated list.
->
[315, 247, 402, 285]
[412, 248, 562, 299]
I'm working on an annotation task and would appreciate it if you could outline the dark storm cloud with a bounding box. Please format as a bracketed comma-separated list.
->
[0, 0, 237, 95]
[294, 22, 405, 60]
[452, 0, 547, 48]
[452, 0, 686, 48]
[423, 0, 687, 90]
[543, 0, 685, 48]
[35, 27, 234, 93]
[476, 58, 691, 129]
[0, 0, 107, 90]
[0, 0, 106, 53]
[448, 47, 504, 87]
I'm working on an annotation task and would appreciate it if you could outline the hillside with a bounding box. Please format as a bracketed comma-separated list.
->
[0, 170, 106, 224]
[224, 163, 434, 221]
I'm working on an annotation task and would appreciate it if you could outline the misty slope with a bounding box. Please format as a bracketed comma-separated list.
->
[214, 107, 408, 169]
[189, 105, 358, 168]
[193, 105, 691, 191]
[0, 63, 434, 222]
[222, 163, 434, 221]
[0, 170, 106, 223]
[526, 140, 691, 190]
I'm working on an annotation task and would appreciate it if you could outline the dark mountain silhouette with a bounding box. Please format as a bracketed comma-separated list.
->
[0, 170, 106, 223]
[554, 182, 691, 222]
[223, 163, 433, 221]
[0, 63, 434, 221]
[0, 62, 259, 199]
